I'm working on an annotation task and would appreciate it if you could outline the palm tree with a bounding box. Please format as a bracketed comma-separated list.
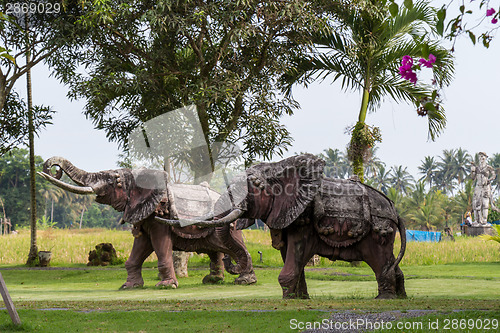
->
[364, 147, 385, 179]
[320, 148, 351, 178]
[453, 179, 474, 223]
[418, 156, 437, 188]
[406, 181, 427, 212]
[435, 149, 457, 194]
[369, 164, 391, 194]
[39, 185, 64, 223]
[389, 165, 415, 195]
[284, 0, 454, 180]
[489, 153, 500, 195]
[408, 190, 443, 231]
[453, 148, 471, 190]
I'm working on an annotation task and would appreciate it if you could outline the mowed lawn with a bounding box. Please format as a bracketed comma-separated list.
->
[1, 229, 499, 332]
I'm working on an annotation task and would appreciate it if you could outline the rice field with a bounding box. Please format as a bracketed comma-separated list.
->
[0, 228, 498, 266]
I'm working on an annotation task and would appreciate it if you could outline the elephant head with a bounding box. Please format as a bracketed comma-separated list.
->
[193, 154, 325, 228]
[38, 157, 165, 224]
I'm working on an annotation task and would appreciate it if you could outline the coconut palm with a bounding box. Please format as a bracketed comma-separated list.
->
[453, 179, 474, 223]
[38, 184, 64, 223]
[435, 149, 457, 194]
[369, 164, 391, 194]
[364, 147, 385, 179]
[283, 0, 454, 180]
[389, 165, 415, 195]
[489, 153, 500, 195]
[453, 148, 471, 189]
[320, 148, 351, 178]
[418, 156, 437, 188]
[408, 190, 443, 230]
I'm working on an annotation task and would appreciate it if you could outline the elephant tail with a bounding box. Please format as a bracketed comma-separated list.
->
[392, 216, 407, 270]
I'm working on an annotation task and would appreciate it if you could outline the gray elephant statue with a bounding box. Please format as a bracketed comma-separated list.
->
[38, 157, 257, 289]
[160, 154, 406, 299]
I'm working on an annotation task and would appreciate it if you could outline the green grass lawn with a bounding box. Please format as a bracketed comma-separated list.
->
[1, 263, 499, 332]
[1, 229, 499, 332]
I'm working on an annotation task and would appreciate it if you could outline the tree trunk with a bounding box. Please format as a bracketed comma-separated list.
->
[172, 251, 190, 277]
[25, 20, 38, 265]
[51, 199, 54, 222]
[79, 206, 86, 229]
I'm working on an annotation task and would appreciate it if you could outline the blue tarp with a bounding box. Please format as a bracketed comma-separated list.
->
[491, 220, 500, 225]
[406, 230, 442, 242]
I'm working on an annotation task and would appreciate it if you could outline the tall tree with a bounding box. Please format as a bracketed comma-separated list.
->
[369, 164, 391, 194]
[320, 148, 351, 178]
[435, 149, 458, 194]
[363, 147, 385, 179]
[50, 0, 326, 181]
[489, 153, 500, 195]
[283, 0, 454, 181]
[454, 147, 471, 189]
[389, 165, 415, 195]
[418, 155, 437, 188]
[0, 3, 62, 155]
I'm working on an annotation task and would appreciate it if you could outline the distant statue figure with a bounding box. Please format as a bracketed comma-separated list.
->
[470, 152, 499, 225]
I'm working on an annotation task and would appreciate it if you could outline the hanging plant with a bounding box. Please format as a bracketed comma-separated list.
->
[347, 122, 382, 181]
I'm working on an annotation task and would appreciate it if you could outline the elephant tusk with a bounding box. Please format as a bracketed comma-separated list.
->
[37, 171, 95, 195]
[154, 209, 245, 228]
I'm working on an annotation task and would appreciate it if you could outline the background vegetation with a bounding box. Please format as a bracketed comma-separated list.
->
[1, 147, 499, 232]
[1, 229, 498, 267]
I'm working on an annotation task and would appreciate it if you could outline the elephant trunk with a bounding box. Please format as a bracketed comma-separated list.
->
[219, 227, 253, 275]
[43, 156, 96, 187]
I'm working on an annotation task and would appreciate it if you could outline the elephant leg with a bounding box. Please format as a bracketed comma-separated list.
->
[360, 239, 398, 299]
[202, 252, 225, 284]
[278, 227, 315, 299]
[227, 228, 257, 285]
[121, 232, 153, 289]
[395, 265, 407, 298]
[149, 222, 178, 289]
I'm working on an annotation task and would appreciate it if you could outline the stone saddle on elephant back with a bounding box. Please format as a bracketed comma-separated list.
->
[313, 178, 398, 248]
[152, 183, 220, 241]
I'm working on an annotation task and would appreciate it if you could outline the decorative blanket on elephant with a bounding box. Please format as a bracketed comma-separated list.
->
[166, 183, 220, 239]
[314, 178, 397, 247]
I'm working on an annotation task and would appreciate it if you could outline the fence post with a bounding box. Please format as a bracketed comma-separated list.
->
[0, 272, 21, 325]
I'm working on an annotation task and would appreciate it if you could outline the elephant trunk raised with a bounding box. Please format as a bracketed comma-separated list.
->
[39, 157, 104, 195]
[38, 156, 257, 288]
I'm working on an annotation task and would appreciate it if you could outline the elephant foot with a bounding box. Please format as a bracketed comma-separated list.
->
[234, 272, 257, 285]
[375, 292, 396, 299]
[202, 274, 224, 284]
[119, 281, 144, 290]
[155, 279, 178, 289]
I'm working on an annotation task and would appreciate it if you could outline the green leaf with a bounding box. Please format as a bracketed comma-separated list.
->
[437, 8, 446, 21]
[459, 5, 465, 14]
[468, 31, 476, 45]
[389, 3, 399, 17]
[421, 44, 430, 58]
[404, 0, 413, 9]
[424, 102, 436, 112]
[436, 20, 444, 36]
[431, 90, 437, 101]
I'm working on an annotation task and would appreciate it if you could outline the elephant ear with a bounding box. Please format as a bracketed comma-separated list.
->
[253, 154, 325, 229]
[122, 169, 166, 224]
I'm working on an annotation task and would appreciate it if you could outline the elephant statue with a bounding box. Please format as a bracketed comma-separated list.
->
[161, 154, 406, 299]
[38, 157, 257, 289]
